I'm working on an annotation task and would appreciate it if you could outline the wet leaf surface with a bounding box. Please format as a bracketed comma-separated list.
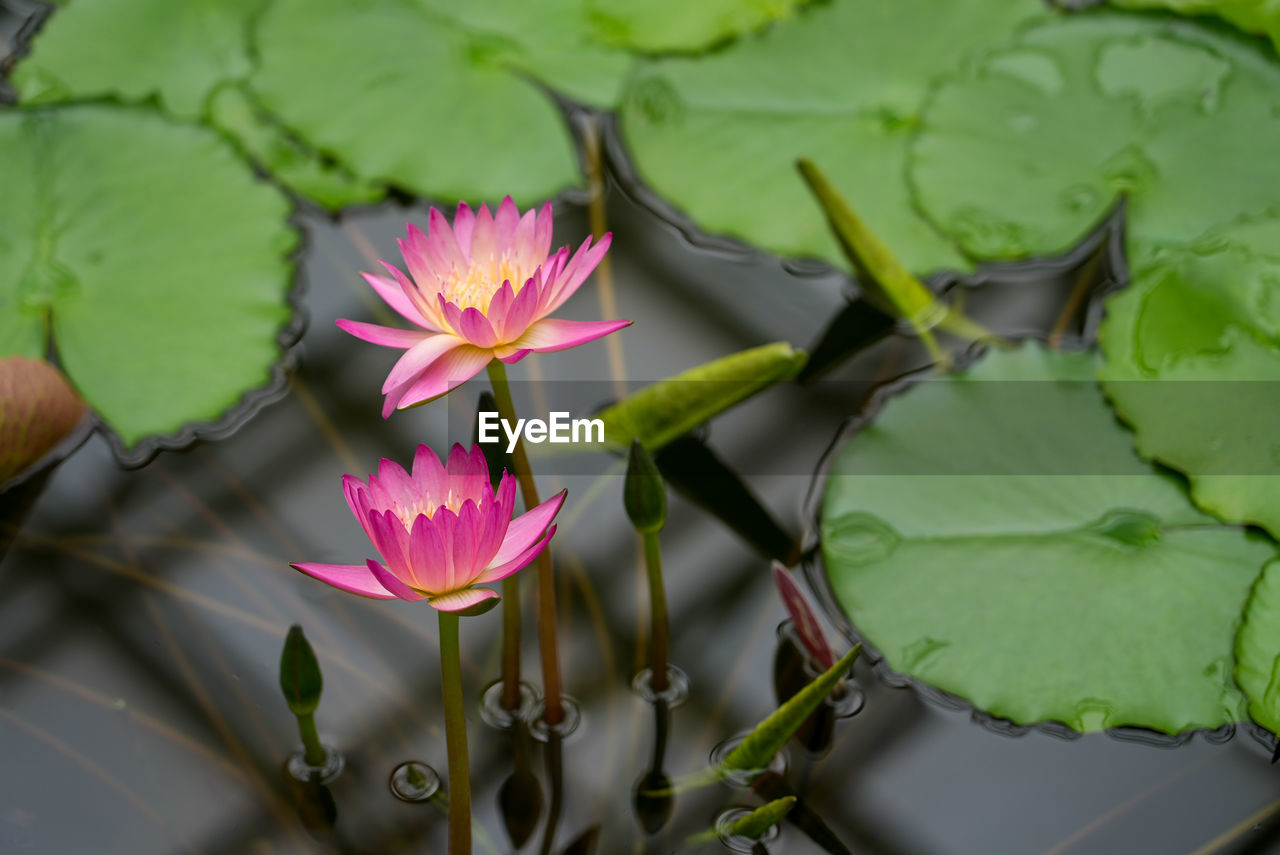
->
[0, 104, 296, 450]
[248, 0, 621, 205]
[586, 0, 812, 53]
[620, 0, 1046, 274]
[10, 0, 264, 118]
[821, 344, 1276, 733]
[1236, 559, 1280, 737]
[1109, 0, 1280, 48]
[1099, 218, 1280, 537]
[911, 12, 1280, 261]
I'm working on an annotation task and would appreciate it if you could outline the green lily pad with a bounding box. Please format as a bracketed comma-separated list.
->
[821, 344, 1276, 734]
[619, 0, 1046, 275]
[1236, 559, 1280, 736]
[12, 0, 266, 119]
[206, 83, 383, 210]
[1109, 0, 1280, 49]
[909, 12, 1280, 261]
[249, 0, 626, 204]
[1098, 219, 1280, 538]
[415, 0, 632, 108]
[0, 104, 297, 451]
[586, 0, 811, 53]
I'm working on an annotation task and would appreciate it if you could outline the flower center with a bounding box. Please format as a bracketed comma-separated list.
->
[441, 251, 530, 313]
[393, 489, 465, 527]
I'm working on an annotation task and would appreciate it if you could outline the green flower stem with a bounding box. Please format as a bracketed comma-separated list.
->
[439, 610, 471, 855]
[500, 576, 522, 710]
[642, 531, 670, 692]
[486, 360, 565, 726]
[295, 712, 326, 768]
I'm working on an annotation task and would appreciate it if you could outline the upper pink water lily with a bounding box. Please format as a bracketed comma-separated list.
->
[338, 197, 631, 417]
[291, 444, 564, 613]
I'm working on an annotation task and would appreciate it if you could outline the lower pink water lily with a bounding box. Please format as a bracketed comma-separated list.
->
[292, 444, 563, 613]
[337, 196, 631, 417]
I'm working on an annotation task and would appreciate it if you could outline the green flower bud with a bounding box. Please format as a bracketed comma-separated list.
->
[279, 624, 323, 717]
[625, 439, 666, 534]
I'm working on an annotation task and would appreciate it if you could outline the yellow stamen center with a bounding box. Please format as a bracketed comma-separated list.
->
[441, 251, 531, 313]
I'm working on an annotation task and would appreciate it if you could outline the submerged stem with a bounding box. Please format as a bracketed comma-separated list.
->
[486, 360, 565, 726]
[500, 576, 522, 710]
[439, 610, 471, 855]
[642, 531, 669, 692]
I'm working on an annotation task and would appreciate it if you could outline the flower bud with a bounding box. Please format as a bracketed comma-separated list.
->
[625, 439, 666, 534]
[279, 624, 323, 717]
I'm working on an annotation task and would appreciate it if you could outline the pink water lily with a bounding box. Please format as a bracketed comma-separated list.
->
[292, 444, 563, 613]
[338, 197, 631, 417]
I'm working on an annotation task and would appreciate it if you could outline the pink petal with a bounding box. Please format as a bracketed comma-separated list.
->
[290, 562, 396, 600]
[428, 586, 500, 613]
[496, 277, 541, 341]
[441, 443, 489, 508]
[359, 272, 436, 330]
[432, 506, 460, 591]
[342, 475, 378, 543]
[539, 234, 610, 316]
[494, 347, 531, 364]
[426, 210, 468, 273]
[494, 196, 519, 248]
[512, 207, 539, 266]
[532, 201, 554, 262]
[382, 373, 420, 419]
[453, 202, 476, 256]
[366, 558, 427, 601]
[473, 485, 509, 570]
[367, 509, 412, 575]
[393, 345, 493, 410]
[457, 307, 499, 348]
[409, 513, 449, 592]
[475, 524, 555, 584]
[399, 229, 442, 288]
[337, 319, 431, 349]
[470, 203, 497, 261]
[379, 260, 444, 328]
[452, 499, 485, 585]
[493, 489, 565, 566]
[773, 562, 836, 669]
[411, 443, 447, 497]
[374, 457, 415, 510]
[487, 281, 516, 327]
[381, 334, 465, 394]
[494, 471, 517, 523]
[507, 318, 631, 354]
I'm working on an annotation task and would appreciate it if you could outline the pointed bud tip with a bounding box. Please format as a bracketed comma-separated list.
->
[624, 439, 666, 534]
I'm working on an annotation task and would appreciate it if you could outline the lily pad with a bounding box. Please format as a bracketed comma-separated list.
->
[249, 0, 624, 204]
[11, 0, 266, 119]
[1236, 559, 1280, 736]
[1098, 219, 1280, 538]
[1109, 0, 1280, 49]
[206, 83, 384, 210]
[415, 0, 632, 108]
[586, 0, 812, 53]
[0, 104, 297, 452]
[820, 344, 1276, 734]
[619, 0, 1046, 274]
[909, 12, 1280, 261]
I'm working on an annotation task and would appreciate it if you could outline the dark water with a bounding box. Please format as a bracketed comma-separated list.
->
[5, 4, 1280, 853]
